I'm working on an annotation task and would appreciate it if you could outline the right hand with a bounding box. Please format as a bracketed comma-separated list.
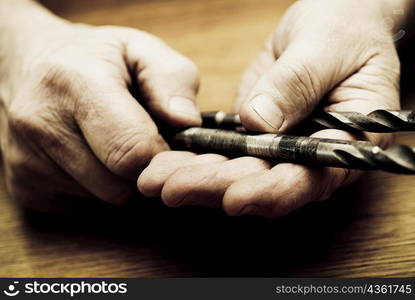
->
[0, 20, 201, 212]
[138, 0, 402, 218]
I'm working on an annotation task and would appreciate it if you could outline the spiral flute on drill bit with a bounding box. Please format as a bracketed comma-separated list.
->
[172, 128, 415, 174]
[201, 110, 415, 133]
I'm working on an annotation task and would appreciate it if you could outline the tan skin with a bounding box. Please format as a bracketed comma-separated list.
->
[0, 0, 201, 211]
[0, 0, 411, 216]
[138, 0, 410, 218]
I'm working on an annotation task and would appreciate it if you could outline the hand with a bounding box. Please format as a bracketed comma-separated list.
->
[138, 0, 402, 218]
[0, 2, 201, 212]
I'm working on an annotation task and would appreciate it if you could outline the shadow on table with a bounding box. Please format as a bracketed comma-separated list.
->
[21, 175, 378, 277]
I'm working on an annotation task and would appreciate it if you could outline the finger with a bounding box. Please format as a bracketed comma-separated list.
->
[223, 129, 362, 218]
[74, 83, 169, 180]
[238, 37, 373, 133]
[124, 30, 202, 127]
[138, 151, 227, 197]
[160, 157, 272, 208]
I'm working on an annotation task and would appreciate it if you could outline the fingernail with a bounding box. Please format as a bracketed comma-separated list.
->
[249, 94, 284, 130]
[238, 204, 260, 216]
[169, 96, 201, 120]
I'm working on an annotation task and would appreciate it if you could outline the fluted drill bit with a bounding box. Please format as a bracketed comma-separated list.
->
[172, 128, 415, 174]
[201, 110, 415, 133]
[313, 110, 415, 132]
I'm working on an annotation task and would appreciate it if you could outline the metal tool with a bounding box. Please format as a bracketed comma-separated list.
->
[172, 128, 415, 174]
[202, 110, 415, 133]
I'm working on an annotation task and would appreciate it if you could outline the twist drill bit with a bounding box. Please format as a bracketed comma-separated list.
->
[201, 110, 415, 133]
[313, 110, 415, 132]
[172, 128, 415, 174]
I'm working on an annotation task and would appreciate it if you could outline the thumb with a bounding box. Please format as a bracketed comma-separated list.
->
[124, 31, 202, 127]
[239, 39, 368, 133]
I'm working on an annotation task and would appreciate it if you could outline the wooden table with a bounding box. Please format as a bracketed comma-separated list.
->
[1, 0, 415, 277]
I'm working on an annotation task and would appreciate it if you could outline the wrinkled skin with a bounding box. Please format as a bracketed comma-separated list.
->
[138, 0, 401, 218]
[0, 19, 202, 212]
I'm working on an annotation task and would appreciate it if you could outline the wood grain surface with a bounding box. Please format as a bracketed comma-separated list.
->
[1, 0, 415, 277]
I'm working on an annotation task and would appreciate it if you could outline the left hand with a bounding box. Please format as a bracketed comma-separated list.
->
[0, 2, 202, 212]
[138, 0, 402, 218]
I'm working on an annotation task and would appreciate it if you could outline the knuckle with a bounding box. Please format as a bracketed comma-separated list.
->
[8, 105, 42, 138]
[164, 56, 200, 86]
[178, 57, 199, 77]
[104, 130, 166, 177]
[161, 162, 214, 208]
[276, 61, 321, 113]
[137, 170, 158, 197]
[161, 186, 180, 208]
[223, 187, 252, 216]
[161, 168, 190, 207]
[179, 58, 200, 84]
[138, 151, 194, 196]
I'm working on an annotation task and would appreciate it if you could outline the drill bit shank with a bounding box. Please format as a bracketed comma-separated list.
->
[173, 128, 415, 174]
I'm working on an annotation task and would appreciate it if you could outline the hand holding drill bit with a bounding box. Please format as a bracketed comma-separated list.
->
[138, 0, 410, 218]
[173, 110, 414, 175]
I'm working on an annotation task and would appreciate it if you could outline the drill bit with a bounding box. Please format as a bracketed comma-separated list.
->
[172, 128, 415, 174]
[313, 110, 415, 132]
[201, 111, 242, 130]
[201, 110, 415, 133]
